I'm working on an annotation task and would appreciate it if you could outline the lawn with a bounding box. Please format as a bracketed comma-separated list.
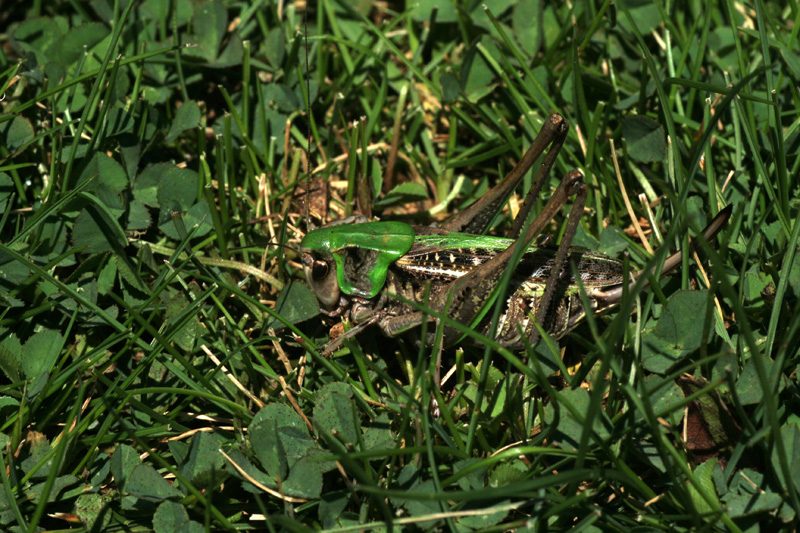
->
[0, 0, 798, 530]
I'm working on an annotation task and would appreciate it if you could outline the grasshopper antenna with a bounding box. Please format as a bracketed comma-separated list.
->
[303, 1, 312, 232]
[231, 242, 299, 254]
[267, 242, 299, 254]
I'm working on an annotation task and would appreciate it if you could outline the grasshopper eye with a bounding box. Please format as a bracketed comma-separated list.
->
[311, 260, 329, 280]
[301, 251, 341, 312]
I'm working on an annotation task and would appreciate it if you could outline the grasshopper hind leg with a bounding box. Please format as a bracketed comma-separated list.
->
[442, 114, 569, 237]
[528, 172, 588, 344]
[356, 115, 587, 350]
[425, 169, 588, 348]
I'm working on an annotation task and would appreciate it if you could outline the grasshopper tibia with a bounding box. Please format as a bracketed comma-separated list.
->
[590, 205, 733, 311]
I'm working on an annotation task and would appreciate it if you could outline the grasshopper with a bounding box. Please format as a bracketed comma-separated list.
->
[298, 114, 732, 351]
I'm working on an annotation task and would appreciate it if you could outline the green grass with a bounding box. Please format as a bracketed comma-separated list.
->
[0, 0, 798, 530]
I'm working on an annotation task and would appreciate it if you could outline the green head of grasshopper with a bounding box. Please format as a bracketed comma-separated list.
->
[300, 220, 415, 312]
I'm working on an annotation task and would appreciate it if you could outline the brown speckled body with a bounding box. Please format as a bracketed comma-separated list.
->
[372, 231, 628, 348]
